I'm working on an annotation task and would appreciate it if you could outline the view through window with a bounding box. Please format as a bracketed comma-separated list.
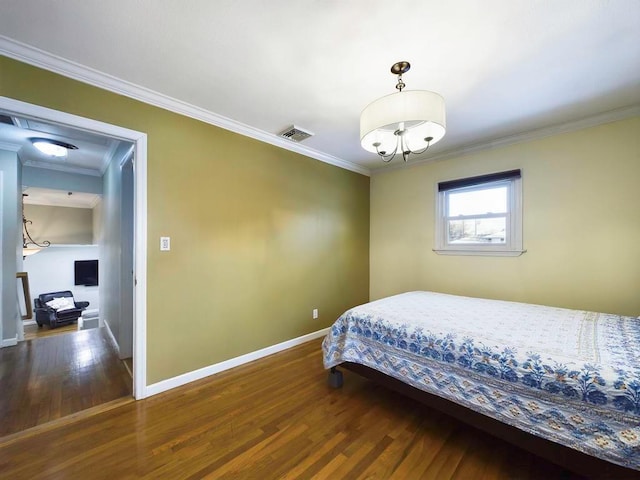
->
[447, 185, 508, 244]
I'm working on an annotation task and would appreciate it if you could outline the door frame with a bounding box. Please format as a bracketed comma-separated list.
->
[0, 96, 148, 399]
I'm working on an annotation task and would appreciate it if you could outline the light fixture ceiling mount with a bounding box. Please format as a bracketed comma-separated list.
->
[360, 61, 446, 163]
[390, 61, 410, 87]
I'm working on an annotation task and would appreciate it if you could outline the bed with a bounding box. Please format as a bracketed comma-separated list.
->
[322, 291, 640, 477]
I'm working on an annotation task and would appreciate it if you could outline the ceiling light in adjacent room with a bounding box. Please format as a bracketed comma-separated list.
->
[30, 138, 78, 157]
[22, 194, 50, 258]
[360, 61, 446, 163]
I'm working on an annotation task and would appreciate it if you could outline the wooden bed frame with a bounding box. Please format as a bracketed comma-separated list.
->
[330, 363, 637, 479]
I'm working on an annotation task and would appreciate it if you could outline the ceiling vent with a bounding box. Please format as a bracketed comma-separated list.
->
[0, 114, 16, 126]
[278, 125, 314, 142]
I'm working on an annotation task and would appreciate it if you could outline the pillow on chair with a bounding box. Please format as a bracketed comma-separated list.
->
[46, 297, 76, 312]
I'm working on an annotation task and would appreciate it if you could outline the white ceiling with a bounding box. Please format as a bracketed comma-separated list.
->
[0, 0, 639, 172]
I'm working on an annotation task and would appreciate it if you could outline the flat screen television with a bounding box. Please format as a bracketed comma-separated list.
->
[74, 259, 98, 286]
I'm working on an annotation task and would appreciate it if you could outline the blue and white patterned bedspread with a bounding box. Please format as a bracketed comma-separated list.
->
[322, 291, 640, 470]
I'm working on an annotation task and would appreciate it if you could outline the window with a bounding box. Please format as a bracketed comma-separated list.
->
[434, 169, 524, 256]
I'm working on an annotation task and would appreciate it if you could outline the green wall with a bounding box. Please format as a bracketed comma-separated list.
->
[0, 56, 370, 383]
[371, 117, 640, 317]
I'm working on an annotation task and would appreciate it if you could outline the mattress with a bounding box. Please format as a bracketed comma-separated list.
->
[322, 291, 640, 470]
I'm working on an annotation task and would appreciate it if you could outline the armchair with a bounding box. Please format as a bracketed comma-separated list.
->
[34, 291, 90, 329]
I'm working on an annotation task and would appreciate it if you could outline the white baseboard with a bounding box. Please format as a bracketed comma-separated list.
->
[144, 327, 330, 398]
[103, 319, 120, 355]
[1, 337, 18, 348]
[23, 320, 36, 326]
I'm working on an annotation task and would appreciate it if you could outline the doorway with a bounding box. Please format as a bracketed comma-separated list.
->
[0, 96, 148, 434]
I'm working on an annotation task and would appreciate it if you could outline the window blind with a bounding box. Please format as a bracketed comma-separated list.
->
[438, 169, 521, 192]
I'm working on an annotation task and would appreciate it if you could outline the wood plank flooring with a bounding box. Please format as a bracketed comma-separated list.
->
[0, 338, 606, 479]
[23, 322, 77, 341]
[0, 327, 132, 437]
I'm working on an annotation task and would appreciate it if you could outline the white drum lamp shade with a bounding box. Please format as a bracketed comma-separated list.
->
[360, 90, 446, 154]
[360, 62, 446, 163]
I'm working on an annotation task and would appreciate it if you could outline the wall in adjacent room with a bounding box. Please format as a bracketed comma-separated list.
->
[100, 145, 134, 359]
[24, 204, 93, 245]
[23, 245, 99, 313]
[370, 116, 639, 317]
[0, 56, 370, 383]
[0, 148, 20, 343]
[22, 165, 102, 194]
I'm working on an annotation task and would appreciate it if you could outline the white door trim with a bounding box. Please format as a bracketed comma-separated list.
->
[0, 96, 148, 399]
[0, 170, 3, 346]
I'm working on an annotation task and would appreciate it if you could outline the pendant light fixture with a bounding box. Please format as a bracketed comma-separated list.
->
[360, 61, 446, 163]
[22, 194, 50, 257]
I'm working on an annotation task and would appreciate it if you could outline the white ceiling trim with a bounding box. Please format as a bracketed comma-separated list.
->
[0, 35, 371, 177]
[374, 104, 640, 175]
[21, 159, 103, 177]
[0, 140, 21, 152]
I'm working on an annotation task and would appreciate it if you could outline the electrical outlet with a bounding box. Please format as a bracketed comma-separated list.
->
[312, 308, 318, 319]
[160, 236, 171, 251]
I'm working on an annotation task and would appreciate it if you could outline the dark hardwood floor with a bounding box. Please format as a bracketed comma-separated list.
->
[0, 326, 132, 437]
[0, 338, 609, 479]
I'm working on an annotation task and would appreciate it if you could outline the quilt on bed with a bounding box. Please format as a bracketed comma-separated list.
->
[322, 291, 640, 470]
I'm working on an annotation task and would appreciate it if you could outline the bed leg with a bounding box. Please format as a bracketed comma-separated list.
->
[328, 367, 343, 388]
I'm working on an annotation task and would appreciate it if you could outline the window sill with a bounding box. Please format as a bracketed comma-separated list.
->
[432, 249, 527, 257]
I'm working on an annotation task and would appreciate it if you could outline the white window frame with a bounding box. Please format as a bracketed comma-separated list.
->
[434, 174, 525, 257]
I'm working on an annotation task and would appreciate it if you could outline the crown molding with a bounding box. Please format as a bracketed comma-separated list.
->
[375, 104, 640, 175]
[0, 140, 21, 152]
[0, 35, 370, 177]
[21, 159, 102, 177]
